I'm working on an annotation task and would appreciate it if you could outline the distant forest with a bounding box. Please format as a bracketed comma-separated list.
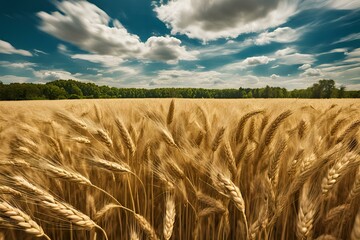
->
[0, 79, 359, 100]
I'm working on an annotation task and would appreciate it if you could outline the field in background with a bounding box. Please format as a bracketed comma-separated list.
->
[0, 99, 359, 240]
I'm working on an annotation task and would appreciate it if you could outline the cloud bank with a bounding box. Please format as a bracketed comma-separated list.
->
[154, 0, 299, 41]
[37, 1, 196, 64]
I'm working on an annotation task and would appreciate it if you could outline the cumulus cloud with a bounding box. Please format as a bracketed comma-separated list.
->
[144, 36, 198, 64]
[299, 64, 311, 70]
[37, 1, 195, 64]
[154, 0, 299, 41]
[34, 70, 75, 81]
[300, 68, 322, 77]
[244, 56, 275, 66]
[275, 47, 315, 65]
[0, 40, 32, 56]
[255, 27, 300, 45]
[225, 56, 275, 70]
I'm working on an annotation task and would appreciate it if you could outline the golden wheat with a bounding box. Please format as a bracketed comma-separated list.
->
[0, 99, 358, 239]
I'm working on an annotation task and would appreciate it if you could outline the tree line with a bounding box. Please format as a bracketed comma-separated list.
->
[0, 79, 359, 100]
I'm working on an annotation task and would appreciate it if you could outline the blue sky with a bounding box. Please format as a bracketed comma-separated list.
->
[0, 0, 360, 89]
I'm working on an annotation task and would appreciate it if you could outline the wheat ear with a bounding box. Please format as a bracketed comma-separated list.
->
[163, 194, 176, 240]
[216, 173, 248, 238]
[321, 152, 359, 197]
[235, 110, 263, 142]
[297, 182, 317, 240]
[351, 208, 360, 240]
[116, 118, 136, 155]
[212, 127, 225, 152]
[0, 186, 22, 197]
[0, 201, 50, 239]
[167, 99, 175, 125]
[134, 213, 159, 240]
[223, 142, 237, 176]
[264, 110, 292, 146]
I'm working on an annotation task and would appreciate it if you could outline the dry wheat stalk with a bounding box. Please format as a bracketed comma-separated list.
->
[298, 120, 307, 140]
[321, 152, 359, 196]
[0, 186, 22, 197]
[324, 204, 350, 223]
[44, 163, 92, 185]
[86, 157, 131, 173]
[337, 120, 360, 143]
[116, 118, 136, 155]
[196, 190, 226, 214]
[235, 110, 263, 142]
[264, 110, 292, 146]
[348, 166, 360, 201]
[297, 182, 316, 240]
[212, 127, 225, 152]
[0, 201, 49, 239]
[13, 176, 97, 230]
[163, 194, 176, 240]
[223, 141, 237, 176]
[55, 111, 87, 130]
[330, 118, 346, 136]
[167, 100, 175, 125]
[134, 213, 159, 240]
[160, 129, 178, 148]
[130, 230, 140, 240]
[71, 136, 91, 144]
[216, 173, 245, 212]
[96, 129, 113, 147]
[352, 208, 360, 240]
[268, 140, 287, 186]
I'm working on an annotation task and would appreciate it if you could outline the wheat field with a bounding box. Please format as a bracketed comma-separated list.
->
[0, 99, 359, 240]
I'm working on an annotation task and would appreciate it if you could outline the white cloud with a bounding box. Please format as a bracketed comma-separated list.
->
[149, 69, 224, 87]
[275, 47, 297, 56]
[0, 61, 36, 69]
[334, 33, 360, 44]
[346, 48, 360, 58]
[255, 27, 300, 45]
[299, 64, 311, 70]
[300, 0, 360, 10]
[328, 0, 360, 9]
[244, 56, 275, 66]
[154, 0, 299, 41]
[275, 47, 315, 65]
[271, 74, 280, 79]
[144, 36, 198, 64]
[0, 40, 32, 56]
[0, 75, 31, 84]
[224, 56, 275, 70]
[300, 68, 322, 77]
[34, 49, 47, 55]
[71, 54, 124, 67]
[37, 1, 195, 64]
[34, 70, 75, 81]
